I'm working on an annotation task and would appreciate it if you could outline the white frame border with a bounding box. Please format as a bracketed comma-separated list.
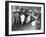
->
[9, 3, 44, 35]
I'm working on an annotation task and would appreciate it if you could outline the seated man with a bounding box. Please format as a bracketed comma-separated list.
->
[31, 10, 39, 26]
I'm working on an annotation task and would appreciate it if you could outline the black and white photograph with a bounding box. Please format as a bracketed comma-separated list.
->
[5, 1, 45, 36]
[12, 6, 41, 31]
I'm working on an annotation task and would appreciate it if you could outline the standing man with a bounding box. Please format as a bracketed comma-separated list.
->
[20, 7, 25, 25]
[14, 13, 20, 24]
[23, 9, 29, 25]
